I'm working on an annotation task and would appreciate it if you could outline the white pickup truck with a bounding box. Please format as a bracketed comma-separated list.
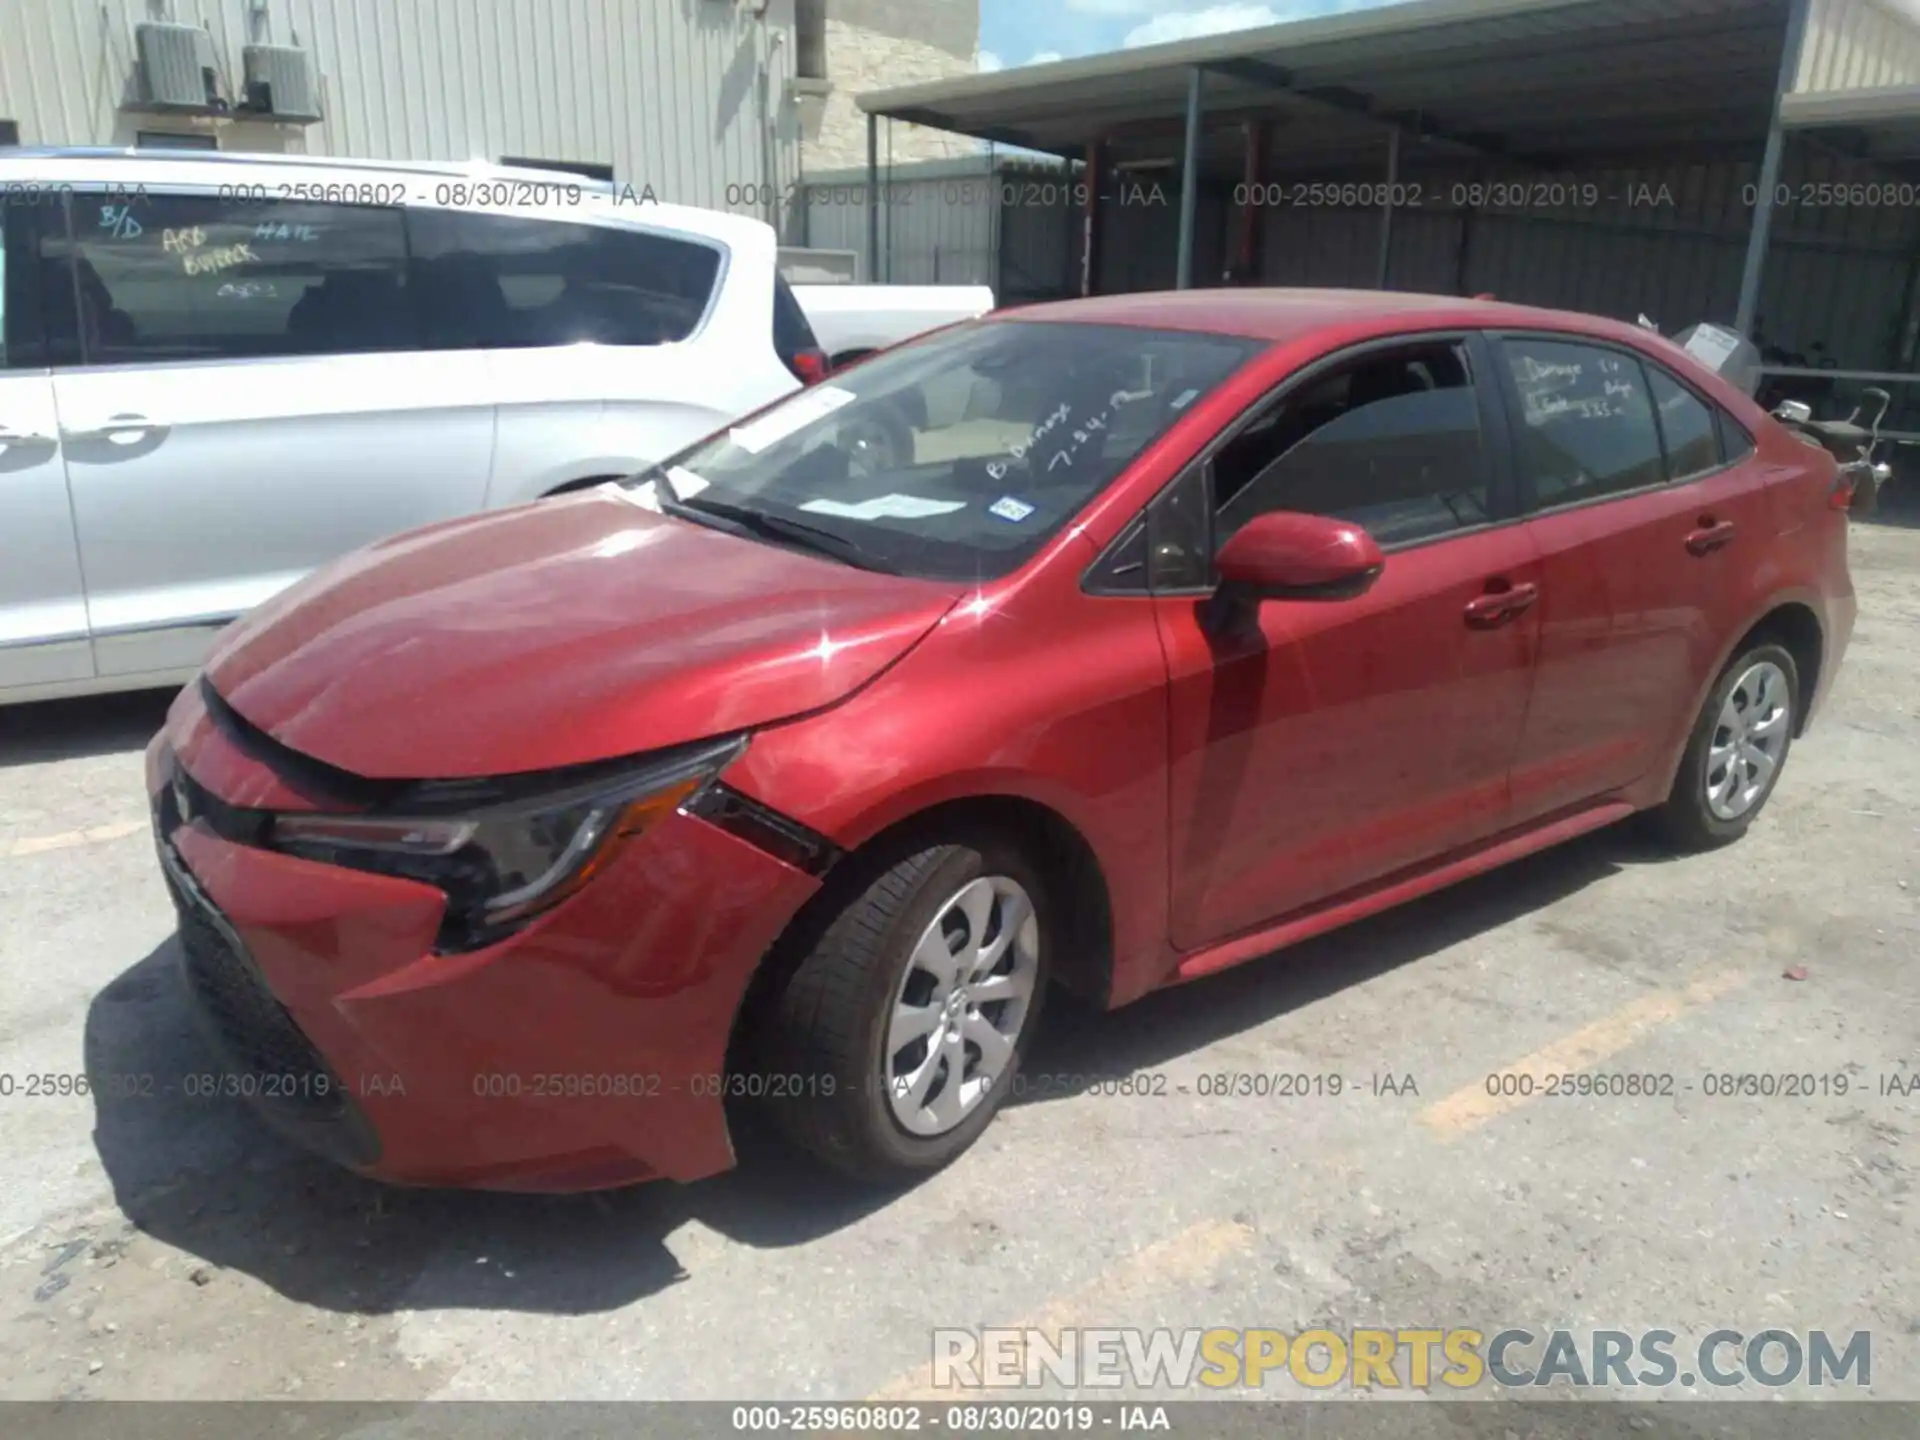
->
[0, 149, 994, 704]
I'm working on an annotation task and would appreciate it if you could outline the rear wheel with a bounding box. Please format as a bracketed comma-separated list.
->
[759, 836, 1049, 1183]
[1648, 641, 1798, 851]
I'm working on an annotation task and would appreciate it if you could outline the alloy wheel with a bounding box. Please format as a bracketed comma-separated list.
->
[884, 875, 1039, 1136]
[1704, 659, 1792, 821]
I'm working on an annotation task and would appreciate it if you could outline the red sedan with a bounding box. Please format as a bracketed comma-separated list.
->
[146, 290, 1855, 1192]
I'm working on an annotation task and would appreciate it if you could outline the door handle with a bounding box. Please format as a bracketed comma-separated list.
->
[1500, 581, 1540, 616]
[65, 414, 165, 443]
[1465, 581, 1537, 628]
[1685, 518, 1737, 555]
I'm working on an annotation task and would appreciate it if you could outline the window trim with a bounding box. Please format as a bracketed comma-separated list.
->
[1080, 328, 1519, 598]
[46, 182, 423, 372]
[1485, 328, 1748, 520]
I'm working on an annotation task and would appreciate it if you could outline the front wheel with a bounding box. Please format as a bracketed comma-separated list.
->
[1648, 642, 1799, 851]
[758, 837, 1050, 1184]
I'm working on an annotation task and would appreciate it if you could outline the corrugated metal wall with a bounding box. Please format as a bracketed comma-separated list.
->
[0, 0, 799, 216]
[799, 154, 1078, 299]
[1242, 142, 1920, 369]
[1795, 0, 1920, 92]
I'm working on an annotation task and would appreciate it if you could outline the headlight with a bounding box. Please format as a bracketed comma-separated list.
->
[270, 736, 746, 952]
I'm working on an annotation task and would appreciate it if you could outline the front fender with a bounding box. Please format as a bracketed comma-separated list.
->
[725, 583, 1177, 1009]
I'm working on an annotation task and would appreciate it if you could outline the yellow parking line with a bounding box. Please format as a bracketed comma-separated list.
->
[864, 1216, 1256, 1402]
[3, 819, 147, 860]
[1420, 968, 1749, 1137]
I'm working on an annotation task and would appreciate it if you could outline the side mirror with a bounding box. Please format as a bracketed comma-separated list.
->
[1215, 511, 1385, 601]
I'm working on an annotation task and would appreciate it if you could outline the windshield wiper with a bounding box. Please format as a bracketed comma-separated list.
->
[666, 493, 900, 574]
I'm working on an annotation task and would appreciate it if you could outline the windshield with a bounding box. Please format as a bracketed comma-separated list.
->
[632, 320, 1263, 581]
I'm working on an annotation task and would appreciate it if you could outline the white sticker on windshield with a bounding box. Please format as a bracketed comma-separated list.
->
[988, 495, 1036, 523]
[728, 385, 858, 454]
[665, 466, 710, 499]
[609, 480, 662, 511]
[800, 493, 966, 521]
[1169, 388, 1200, 410]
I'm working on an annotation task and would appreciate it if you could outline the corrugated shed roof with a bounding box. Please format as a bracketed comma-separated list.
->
[857, 0, 1920, 173]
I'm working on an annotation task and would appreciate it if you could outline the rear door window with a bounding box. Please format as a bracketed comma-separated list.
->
[1497, 337, 1665, 507]
[54, 191, 415, 364]
[406, 209, 721, 350]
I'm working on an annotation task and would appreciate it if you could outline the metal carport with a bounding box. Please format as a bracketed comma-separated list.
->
[853, 0, 1920, 359]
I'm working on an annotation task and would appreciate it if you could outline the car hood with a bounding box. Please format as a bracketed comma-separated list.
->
[203, 489, 961, 780]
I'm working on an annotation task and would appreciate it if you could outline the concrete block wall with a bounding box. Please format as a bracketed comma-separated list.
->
[799, 0, 981, 172]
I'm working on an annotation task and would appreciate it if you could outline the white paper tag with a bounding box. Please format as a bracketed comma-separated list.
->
[1683, 325, 1741, 371]
[800, 493, 966, 521]
[664, 466, 710, 499]
[609, 480, 662, 511]
[728, 385, 857, 454]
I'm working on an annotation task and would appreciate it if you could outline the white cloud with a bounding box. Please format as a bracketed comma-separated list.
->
[1119, 0, 1380, 49]
[1123, 3, 1280, 46]
[978, 48, 1005, 70]
[1025, 49, 1066, 65]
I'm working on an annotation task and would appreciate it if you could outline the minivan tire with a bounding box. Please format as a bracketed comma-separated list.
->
[759, 836, 1051, 1184]
[1648, 641, 1799, 851]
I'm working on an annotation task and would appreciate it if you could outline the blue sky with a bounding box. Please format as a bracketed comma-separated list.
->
[977, 0, 1395, 70]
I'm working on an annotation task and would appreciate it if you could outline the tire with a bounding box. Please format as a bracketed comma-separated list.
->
[758, 835, 1051, 1184]
[1647, 641, 1799, 851]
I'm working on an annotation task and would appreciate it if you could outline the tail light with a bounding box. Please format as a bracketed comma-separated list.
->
[1828, 471, 1857, 510]
[791, 348, 830, 386]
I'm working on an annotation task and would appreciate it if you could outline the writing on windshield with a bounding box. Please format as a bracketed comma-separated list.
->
[986, 389, 1149, 482]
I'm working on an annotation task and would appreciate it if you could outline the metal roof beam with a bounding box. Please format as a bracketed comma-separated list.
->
[1198, 54, 1529, 166]
[884, 107, 1060, 156]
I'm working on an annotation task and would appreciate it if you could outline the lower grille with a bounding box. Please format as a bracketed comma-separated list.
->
[169, 869, 347, 1122]
[160, 839, 381, 1169]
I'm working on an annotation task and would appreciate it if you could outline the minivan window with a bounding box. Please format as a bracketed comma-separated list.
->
[637, 320, 1260, 583]
[406, 209, 721, 350]
[1501, 338, 1665, 506]
[55, 192, 415, 364]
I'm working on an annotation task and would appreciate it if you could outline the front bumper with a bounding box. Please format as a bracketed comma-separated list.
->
[146, 690, 823, 1193]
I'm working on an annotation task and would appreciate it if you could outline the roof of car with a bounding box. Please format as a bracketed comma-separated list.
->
[1000, 288, 1655, 350]
[0, 146, 776, 251]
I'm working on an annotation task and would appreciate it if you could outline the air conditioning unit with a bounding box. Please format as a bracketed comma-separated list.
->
[242, 44, 322, 123]
[135, 22, 223, 112]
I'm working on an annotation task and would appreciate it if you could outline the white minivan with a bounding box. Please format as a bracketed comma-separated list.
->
[0, 148, 993, 705]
